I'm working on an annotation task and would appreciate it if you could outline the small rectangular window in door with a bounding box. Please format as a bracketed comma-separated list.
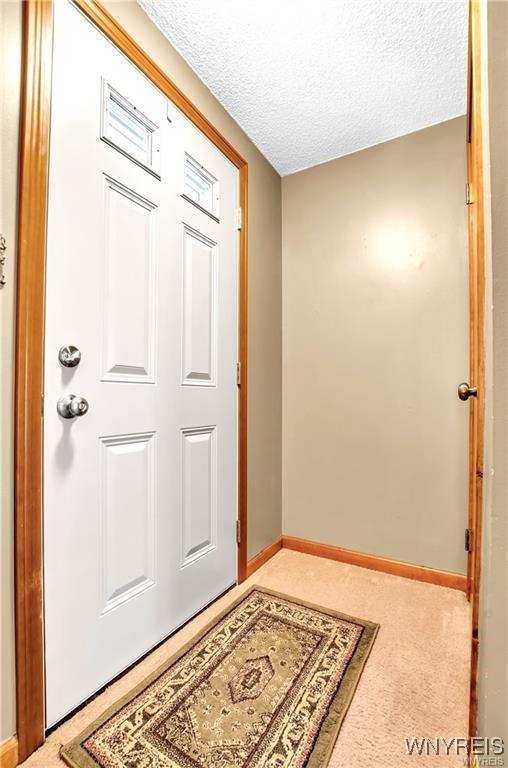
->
[101, 80, 160, 176]
[183, 153, 219, 219]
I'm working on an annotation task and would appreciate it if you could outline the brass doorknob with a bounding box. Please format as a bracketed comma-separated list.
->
[458, 382, 478, 401]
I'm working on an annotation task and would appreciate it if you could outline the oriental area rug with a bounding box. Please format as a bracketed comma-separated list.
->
[61, 586, 379, 768]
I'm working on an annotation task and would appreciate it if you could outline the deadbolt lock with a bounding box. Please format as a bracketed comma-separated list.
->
[58, 345, 81, 368]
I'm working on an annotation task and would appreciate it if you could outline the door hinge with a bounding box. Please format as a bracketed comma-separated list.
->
[465, 528, 473, 553]
[236, 362, 242, 387]
[235, 207, 242, 230]
[466, 183, 473, 205]
[236, 519, 241, 544]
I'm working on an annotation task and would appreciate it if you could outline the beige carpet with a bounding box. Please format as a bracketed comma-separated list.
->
[21, 549, 471, 767]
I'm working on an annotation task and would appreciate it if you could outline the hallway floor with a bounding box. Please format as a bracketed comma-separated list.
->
[21, 549, 471, 767]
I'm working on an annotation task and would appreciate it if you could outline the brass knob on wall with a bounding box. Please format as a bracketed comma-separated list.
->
[458, 382, 478, 401]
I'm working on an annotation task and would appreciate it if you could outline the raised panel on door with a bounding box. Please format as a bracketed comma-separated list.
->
[101, 176, 157, 384]
[182, 225, 217, 386]
[181, 426, 217, 567]
[100, 432, 156, 614]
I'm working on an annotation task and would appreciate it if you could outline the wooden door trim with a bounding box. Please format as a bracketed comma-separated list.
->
[15, 0, 249, 759]
[466, 0, 486, 738]
[15, 0, 54, 760]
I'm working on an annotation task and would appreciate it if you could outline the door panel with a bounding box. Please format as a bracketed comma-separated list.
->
[99, 432, 156, 615]
[44, 0, 238, 727]
[182, 225, 217, 385]
[102, 176, 157, 382]
[181, 426, 217, 566]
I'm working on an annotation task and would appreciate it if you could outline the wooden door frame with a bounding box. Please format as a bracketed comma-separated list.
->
[466, 0, 487, 738]
[14, 0, 249, 760]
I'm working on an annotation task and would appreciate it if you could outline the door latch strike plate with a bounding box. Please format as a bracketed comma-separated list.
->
[236, 520, 241, 544]
[236, 362, 241, 387]
[466, 183, 473, 205]
[0, 234, 6, 287]
[465, 528, 473, 553]
[235, 208, 242, 230]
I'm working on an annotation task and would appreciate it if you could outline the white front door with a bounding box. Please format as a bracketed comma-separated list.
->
[44, 0, 239, 727]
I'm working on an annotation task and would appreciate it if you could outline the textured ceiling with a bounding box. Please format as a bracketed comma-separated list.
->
[139, 0, 468, 176]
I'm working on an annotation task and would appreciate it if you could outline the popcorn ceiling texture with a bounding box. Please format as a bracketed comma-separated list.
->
[139, 0, 468, 176]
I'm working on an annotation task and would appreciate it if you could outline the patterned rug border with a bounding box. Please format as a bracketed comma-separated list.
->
[60, 585, 379, 768]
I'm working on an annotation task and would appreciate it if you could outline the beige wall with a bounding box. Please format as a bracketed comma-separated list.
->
[478, 0, 508, 743]
[282, 118, 469, 574]
[0, 0, 22, 745]
[0, 0, 282, 744]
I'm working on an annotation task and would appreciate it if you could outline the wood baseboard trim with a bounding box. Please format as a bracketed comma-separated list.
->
[246, 536, 283, 578]
[282, 536, 468, 592]
[0, 738, 18, 768]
